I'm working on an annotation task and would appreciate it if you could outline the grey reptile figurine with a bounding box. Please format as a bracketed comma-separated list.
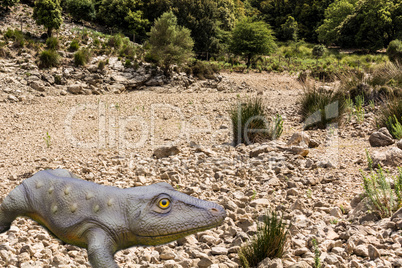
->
[0, 169, 226, 268]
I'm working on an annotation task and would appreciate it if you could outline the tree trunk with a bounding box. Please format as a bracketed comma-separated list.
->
[247, 53, 252, 68]
[47, 27, 52, 38]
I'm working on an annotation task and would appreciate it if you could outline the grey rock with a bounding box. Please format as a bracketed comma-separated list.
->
[397, 139, 402, 150]
[384, 147, 402, 167]
[391, 207, 402, 221]
[369, 127, 394, 147]
[330, 207, 343, 218]
[288, 261, 310, 268]
[67, 84, 83, 94]
[250, 145, 272, 157]
[7, 94, 18, 102]
[287, 132, 310, 147]
[29, 81, 46, 92]
[354, 245, 369, 257]
[211, 246, 228, 255]
[153, 146, 180, 159]
[368, 244, 380, 260]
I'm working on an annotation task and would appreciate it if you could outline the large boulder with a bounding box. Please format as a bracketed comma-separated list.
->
[369, 127, 394, 147]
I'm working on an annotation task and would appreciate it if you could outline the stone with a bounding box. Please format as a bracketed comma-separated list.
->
[368, 244, 380, 260]
[153, 146, 180, 159]
[330, 207, 343, 218]
[67, 84, 83, 94]
[7, 94, 18, 102]
[397, 139, 402, 150]
[288, 261, 310, 268]
[369, 127, 394, 147]
[211, 247, 228, 255]
[384, 147, 402, 167]
[250, 145, 272, 157]
[354, 245, 368, 257]
[391, 207, 402, 221]
[287, 132, 310, 147]
[29, 81, 46, 92]
[250, 199, 270, 207]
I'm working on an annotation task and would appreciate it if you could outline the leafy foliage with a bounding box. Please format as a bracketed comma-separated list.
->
[3, 28, 25, 48]
[46, 37, 59, 50]
[238, 211, 290, 268]
[148, 11, 194, 75]
[69, 39, 80, 51]
[387, 39, 402, 64]
[33, 0, 62, 37]
[280, 15, 298, 42]
[97, 0, 149, 38]
[64, 0, 96, 22]
[230, 18, 276, 67]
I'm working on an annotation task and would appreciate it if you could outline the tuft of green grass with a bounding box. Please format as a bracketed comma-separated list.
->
[69, 39, 80, 52]
[378, 98, 402, 138]
[39, 49, 60, 68]
[230, 98, 283, 145]
[108, 33, 124, 49]
[366, 149, 373, 170]
[238, 211, 290, 268]
[74, 48, 92, 66]
[46, 37, 59, 50]
[300, 85, 345, 129]
[361, 167, 402, 218]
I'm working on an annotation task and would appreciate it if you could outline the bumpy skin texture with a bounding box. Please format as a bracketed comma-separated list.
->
[0, 169, 226, 268]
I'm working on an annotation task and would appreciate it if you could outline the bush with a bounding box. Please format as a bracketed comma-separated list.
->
[119, 42, 135, 60]
[300, 86, 346, 129]
[312, 44, 326, 58]
[74, 48, 91, 66]
[361, 167, 402, 218]
[69, 39, 79, 51]
[46, 37, 59, 50]
[4, 28, 25, 48]
[189, 61, 218, 80]
[387, 40, 402, 64]
[98, 60, 106, 70]
[238, 211, 290, 268]
[108, 33, 124, 49]
[230, 98, 283, 145]
[64, 0, 95, 22]
[378, 98, 402, 138]
[39, 49, 60, 68]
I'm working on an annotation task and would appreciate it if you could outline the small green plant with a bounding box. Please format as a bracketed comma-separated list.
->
[46, 36, 59, 50]
[39, 49, 60, 68]
[312, 239, 321, 268]
[388, 115, 402, 140]
[361, 167, 402, 218]
[366, 149, 373, 170]
[98, 60, 106, 70]
[329, 218, 338, 224]
[238, 211, 290, 268]
[124, 59, 131, 68]
[378, 98, 402, 138]
[74, 48, 91, 66]
[354, 95, 365, 123]
[108, 33, 124, 49]
[54, 75, 62, 85]
[69, 39, 79, 52]
[43, 132, 51, 148]
[251, 190, 257, 200]
[306, 189, 312, 199]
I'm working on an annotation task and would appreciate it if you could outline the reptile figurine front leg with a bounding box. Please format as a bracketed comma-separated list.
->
[0, 169, 226, 268]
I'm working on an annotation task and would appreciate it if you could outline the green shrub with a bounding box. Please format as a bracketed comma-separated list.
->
[4, 28, 25, 48]
[74, 48, 91, 66]
[387, 40, 402, 64]
[312, 44, 326, 58]
[189, 61, 218, 80]
[119, 42, 135, 60]
[69, 39, 79, 51]
[64, 0, 95, 22]
[238, 211, 290, 268]
[39, 49, 60, 68]
[361, 167, 402, 218]
[230, 98, 283, 145]
[108, 33, 124, 49]
[98, 60, 106, 70]
[124, 59, 131, 68]
[387, 115, 402, 140]
[368, 62, 402, 89]
[46, 36, 59, 50]
[378, 98, 402, 138]
[300, 86, 346, 129]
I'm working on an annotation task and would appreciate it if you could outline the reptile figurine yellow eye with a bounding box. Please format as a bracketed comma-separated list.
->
[0, 169, 226, 268]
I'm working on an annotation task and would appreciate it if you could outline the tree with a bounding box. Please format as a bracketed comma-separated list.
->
[229, 18, 276, 67]
[64, 0, 96, 22]
[148, 11, 194, 75]
[33, 0, 62, 37]
[1, 0, 19, 10]
[280, 15, 298, 41]
[316, 0, 356, 45]
[387, 39, 402, 63]
[97, 0, 149, 39]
